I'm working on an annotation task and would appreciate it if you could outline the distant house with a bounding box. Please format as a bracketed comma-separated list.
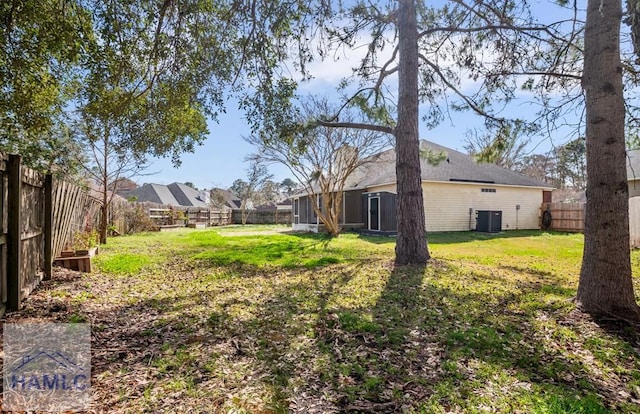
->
[255, 201, 277, 212]
[293, 140, 555, 233]
[210, 188, 242, 210]
[122, 182, 210, 207]
[254, 199, 293, 212]
[277, 198, 292, 211]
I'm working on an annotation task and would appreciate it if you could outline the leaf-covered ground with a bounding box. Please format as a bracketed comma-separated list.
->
[2, 226, 640, 413]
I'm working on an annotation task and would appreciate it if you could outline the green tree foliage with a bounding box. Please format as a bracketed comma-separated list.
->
[556, 137, 586, 190]
[0, 0, 91, 172]
[280, 178, 299, 197]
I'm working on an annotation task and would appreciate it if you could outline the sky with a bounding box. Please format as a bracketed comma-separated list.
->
[145, 99, 494, 191]
[144, 1, 584, 191]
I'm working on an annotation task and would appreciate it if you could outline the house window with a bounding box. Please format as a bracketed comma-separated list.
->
[481, 188, 496, 193]
[293, 199, 299, 224]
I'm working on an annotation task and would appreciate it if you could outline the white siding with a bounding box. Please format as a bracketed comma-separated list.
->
[423, 182, 543, 231]
[367, 181, 544, 232]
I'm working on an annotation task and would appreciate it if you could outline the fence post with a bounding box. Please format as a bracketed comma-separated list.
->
[44, 174, 53, 280]
[7, 154, 22, 311]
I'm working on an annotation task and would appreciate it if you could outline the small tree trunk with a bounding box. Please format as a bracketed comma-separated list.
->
[395, 0, 430, 265]
[100, 189, 108, 244]
[577, 0, 640, 320]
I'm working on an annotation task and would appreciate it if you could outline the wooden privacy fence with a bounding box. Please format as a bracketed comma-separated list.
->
[52, 180, 101, 258]
[147, 207, 232, 227]
[540, 202, 585, 232]
[0, 154, 102, 315]
[541, 199, 640, 248]
[232, 210, 292, 224]
[0, 154, 48, 314]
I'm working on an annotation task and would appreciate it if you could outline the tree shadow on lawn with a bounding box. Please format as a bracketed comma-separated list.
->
[257, 260, 638, 412]
[353, 230, 572, 246]
[427, 230, 571, 245]
[10, 260, 639, 412]
[158, 267, 632, 410]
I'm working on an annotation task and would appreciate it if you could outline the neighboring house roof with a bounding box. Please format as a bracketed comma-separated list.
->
[277, 198, 293, 209]
[123, 182, 208, 207]
[211, 188, 242, 209]
[255, 201, 277, 211]
[254, 199, 293, 211]
[167, 182, 209, 207]
[343, 140, 554, 190]
[627, 149, 640, 181]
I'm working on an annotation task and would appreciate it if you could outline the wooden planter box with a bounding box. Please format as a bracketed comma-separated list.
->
[54, 246, 99, 273]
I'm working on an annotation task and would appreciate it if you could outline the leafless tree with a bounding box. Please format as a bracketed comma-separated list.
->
[247, 97, 390, 236]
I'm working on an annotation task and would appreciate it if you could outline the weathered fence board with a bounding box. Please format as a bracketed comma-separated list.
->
[4, 154, 48, 311]
[540, 202, 585, 232]
[153, 207, 232, 227]
[51, 181, 100, 258]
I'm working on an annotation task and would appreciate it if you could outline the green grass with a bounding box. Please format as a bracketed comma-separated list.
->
[95, 252, 155, 274]
[15, 228, 640, 412]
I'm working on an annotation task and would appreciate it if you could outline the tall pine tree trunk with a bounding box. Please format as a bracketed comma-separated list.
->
[577, 0, 640, 320]
[395, 0, 430, 265]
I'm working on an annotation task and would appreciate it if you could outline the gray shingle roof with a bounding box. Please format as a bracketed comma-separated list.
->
[123, 182, 208, 207]
[167, 183, 208, 207]
[211, 188, 242, 209]
[152, 184, 181, 205]
[345, 140, 554, 189]
[124, 183, 180, 205]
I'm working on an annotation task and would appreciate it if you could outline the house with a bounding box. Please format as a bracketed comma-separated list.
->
[292, 140, 555, 233]
[276, 198, 293, 212]
[254, 199, 293, 212]
[255, 201, 277, 212]
[122, 182, 210, 207]
[210, 188, 242, 210]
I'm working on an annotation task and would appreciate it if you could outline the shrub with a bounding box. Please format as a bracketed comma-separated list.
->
[124, 205, 158, 234]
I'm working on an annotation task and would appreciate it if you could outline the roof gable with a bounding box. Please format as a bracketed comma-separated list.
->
[167, 183, 208, 207]
[151, 184, 181, 205]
